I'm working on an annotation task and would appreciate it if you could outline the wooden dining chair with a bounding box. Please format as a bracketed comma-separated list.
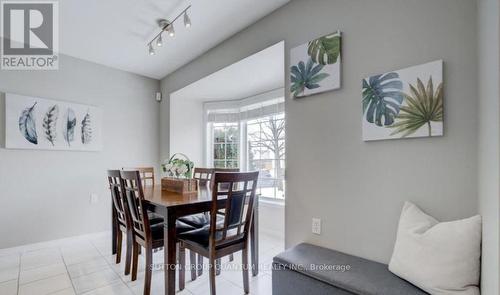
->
[122, 167, 155, 186]
[178, 167, 214, 279]
[178, 171, 259, 295]
[213, 168, 240, 263]
[180, 167, 241, 274]
[107, 170, 133, 275]
[119, 170, 196, 295]
[193, 167, 215, 186]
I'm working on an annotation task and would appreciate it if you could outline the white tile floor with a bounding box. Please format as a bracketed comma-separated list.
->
[0, 232, 284, 295]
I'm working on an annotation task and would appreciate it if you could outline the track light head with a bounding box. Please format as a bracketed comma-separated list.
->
[184, 11, 191, 28]
[148, 44, 155, 55]
[168, 24, 175, 37]
[156, 34, 163, 47]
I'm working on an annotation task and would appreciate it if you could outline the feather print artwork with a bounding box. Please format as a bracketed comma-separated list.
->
[43, 105, 59, 145]
[18, 102, 38, 145]
[63, 108, 76, 146]
[6, 93, 101, 151]
[81, 111, 92, 144]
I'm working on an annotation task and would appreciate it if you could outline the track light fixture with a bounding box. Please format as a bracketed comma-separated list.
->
[147, 5, 191, 55]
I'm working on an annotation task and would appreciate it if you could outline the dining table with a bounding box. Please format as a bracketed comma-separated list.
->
[111, 184, 259, 295]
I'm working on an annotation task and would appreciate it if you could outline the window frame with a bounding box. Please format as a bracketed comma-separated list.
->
[203, 89, 286, 201]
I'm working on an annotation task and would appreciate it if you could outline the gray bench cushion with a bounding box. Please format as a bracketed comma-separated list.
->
[273, 243, 428, 295]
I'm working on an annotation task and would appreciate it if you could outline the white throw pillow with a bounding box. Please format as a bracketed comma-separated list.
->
[388, 202, 481, 295]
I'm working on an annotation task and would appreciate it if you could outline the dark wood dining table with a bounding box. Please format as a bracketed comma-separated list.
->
[112, 184, 259, 295]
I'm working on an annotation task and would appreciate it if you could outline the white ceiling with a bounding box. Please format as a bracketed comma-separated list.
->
[60, 0, 289, 79]
[172, 41, 284, 102]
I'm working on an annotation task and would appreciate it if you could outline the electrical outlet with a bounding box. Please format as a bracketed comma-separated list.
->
[90, 193, 99, 204]
[312, 218, 321, 235]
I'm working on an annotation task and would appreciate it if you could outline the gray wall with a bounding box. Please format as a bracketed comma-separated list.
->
[161, 0, 479, 264]
[0, 54, 160, 248]
[477, 0, 500, 293]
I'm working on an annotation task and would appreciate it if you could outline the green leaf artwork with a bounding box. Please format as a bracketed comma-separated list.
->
[307, 32, 341, 65]
[389, 77, 443, 137]
[362, 72, 404, 126]
[290, 31, 342, 98]
[290, 58, 329, 98]
[361, 60, 443, 141]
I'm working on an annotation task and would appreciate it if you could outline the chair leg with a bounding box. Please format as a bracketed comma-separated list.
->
[197, 254, 203, 276]
[112, 211, 117, 255]
[115, 230, 123, 264]
[131, 241, 139, 281]
[179, 244, 186, 290]
[143, 246, 153, 295]
[209, 256, 217, 295]
[242, 248, 249, 294]
[229, 254, 234, 262]
[124, 230, 133, 275]
[190, 250, 197, 281]
[215, 258, 221, 276]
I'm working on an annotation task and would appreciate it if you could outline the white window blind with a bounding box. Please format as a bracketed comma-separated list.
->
[205, 89, 284, 123]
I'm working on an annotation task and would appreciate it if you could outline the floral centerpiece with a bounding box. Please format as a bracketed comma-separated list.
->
[161, 153, 194, 179]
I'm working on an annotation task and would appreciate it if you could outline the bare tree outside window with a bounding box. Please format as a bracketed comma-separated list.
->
[248, 114, 285, 198]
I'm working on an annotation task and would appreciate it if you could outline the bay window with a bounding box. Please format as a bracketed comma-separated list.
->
[205, 89, 285, 200]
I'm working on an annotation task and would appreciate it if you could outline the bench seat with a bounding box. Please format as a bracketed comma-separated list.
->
[272, 243, 428, 295]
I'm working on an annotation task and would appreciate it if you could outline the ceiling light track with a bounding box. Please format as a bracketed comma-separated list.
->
[147, 5, 192, 55]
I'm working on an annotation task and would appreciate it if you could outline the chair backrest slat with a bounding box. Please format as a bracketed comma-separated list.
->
[119, 170, 152, 241]
[209, 171, 258, 248]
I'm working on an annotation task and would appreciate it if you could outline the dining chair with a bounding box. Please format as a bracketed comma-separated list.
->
[122, 167, 155, 186]
[193, 167, 215, 186]
[180, 167, 240, 229]
[178, 171, 259, 295]
[213, 168, 240, 263]
[107, 170, 133, 275]
[179, 167, 241, 273]
[179, 167, 215, 278]
[179, 168, 215, 228]
[119, 170, 197, 295]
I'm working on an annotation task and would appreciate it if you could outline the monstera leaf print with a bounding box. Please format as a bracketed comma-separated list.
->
[19, 102, 38, 144]
[390, 77, 443, 137]
[362, 72, 404, 126]
[307, 32, 341, 65]
[290, 58, 329, 98]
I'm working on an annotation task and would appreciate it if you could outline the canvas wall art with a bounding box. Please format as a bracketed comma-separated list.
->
[290, 31, 341, 98]
[362, 60, 443, 141]
[5, 93, 102, 151]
